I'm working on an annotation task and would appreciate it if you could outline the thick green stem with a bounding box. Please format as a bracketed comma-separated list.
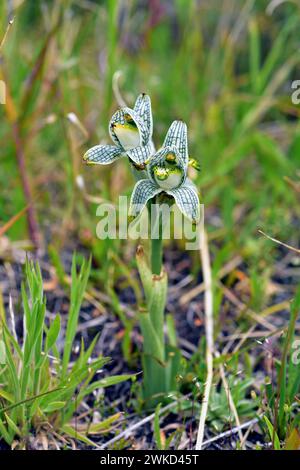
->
[136, 200, 181, 407]
[151, 203, 163, 275]
[151, 237, 163, 275]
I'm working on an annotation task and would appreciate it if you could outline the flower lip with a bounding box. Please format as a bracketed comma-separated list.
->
[114, 122, 140, 151]
[109, 107, 149, 151]
[154, 167, 169, 181]
[153, 165, 183, 190]
[148, 146, 186, 190]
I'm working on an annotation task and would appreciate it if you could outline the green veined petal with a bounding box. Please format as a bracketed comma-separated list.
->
[163, 120, 188, 168]
[83, 145, 123, 165]
[166, 181, 200, 223]
[127, 141, 155, 166]
[134, 93, 153, 139]
[129, 180, 162, 218]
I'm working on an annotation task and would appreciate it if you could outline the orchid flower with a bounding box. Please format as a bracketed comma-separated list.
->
[82, 95, 201, 405]
[129, 120, 200, 223]
[83, 93, 154, 169]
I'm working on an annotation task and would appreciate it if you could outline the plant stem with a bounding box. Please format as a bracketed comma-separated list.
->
[151, 202, 163, 275]
[151, 237, 163, 275]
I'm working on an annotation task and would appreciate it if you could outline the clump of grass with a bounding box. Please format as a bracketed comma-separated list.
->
[260, 286, 300, 450]
[0, 255, 131, 448]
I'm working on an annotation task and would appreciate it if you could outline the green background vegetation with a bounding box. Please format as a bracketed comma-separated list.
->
[0, 0, 300, 450]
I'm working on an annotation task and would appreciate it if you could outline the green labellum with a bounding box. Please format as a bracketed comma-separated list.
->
[153, 165, 183, 190]
[112, 122, 140, 150]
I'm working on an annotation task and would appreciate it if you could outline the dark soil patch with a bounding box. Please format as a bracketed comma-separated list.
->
[0, 242, 299, 450]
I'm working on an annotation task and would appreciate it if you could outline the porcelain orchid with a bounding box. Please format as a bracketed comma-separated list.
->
[83, 93, 154, 168]
[129, 120, 200, 223]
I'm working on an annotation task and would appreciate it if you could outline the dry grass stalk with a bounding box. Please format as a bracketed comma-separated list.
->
[195, 226, 214, 450]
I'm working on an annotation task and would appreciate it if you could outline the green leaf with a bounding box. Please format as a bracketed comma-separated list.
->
[43, 401, 66, 413]
[139, 311, 164, 363]
[288, 286, 300, 401]
[264, 416, 281, 450]
[258, 15, 298, 93]
[4, 413, 21, 436]
[2, 329, 20, 401]
[87, 413, 122, 434]
[142, 354, 167, 405]
[154, 403, 163, 450]
[0, 419, 13, 445]
[62, 255, 91, 378]
[249, 18, 261, 94]
[166, 314, 177, 347]
[0, 389, 14, 403]
[149, 270, 168, 347]
[1, 387, 65, 414]
[278, 286, 300, 436]
[136, 245, 153, 303]
[62, 424, 99, 448]
[165, 345, 181, 392]
[0, 338, 6, 365]
[83, 374, 133, 395]
[45, 314, 61, 352]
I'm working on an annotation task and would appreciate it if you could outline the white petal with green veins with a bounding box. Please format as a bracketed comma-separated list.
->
[166, 181, 200, 223]
[163, 120, 188, 168]
[127, 141, 155, 166]
[134, 93, 153, 138]
[129, 180, 162, 218]
[83, 145, 123, 164]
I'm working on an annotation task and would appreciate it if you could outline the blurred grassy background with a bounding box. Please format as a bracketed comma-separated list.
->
[1, 1, 300, 446]
[0, 0, 300, 300]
